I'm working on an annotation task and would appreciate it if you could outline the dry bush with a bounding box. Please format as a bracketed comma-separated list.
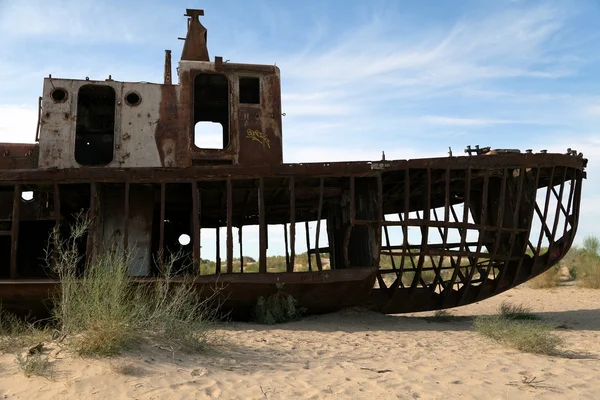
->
[47, 215, 220, 357]
[15, 352, 53, 379]
[529, 266, 561, 289]
[578, 256, 600, 289]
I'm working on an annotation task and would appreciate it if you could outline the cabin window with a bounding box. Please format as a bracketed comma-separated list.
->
[75, 85, 115, 166]
[239, 77, 260, 104]
[193, 73, 229, 149]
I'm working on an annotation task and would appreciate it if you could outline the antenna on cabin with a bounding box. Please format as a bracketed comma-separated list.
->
[164, 50, 172, 85]
[180, 9, 209, 62]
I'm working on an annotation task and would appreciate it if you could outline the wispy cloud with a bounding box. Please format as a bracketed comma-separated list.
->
[0, 0, 174, 44]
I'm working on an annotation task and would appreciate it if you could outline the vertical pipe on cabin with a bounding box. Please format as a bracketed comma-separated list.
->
[226, 179, 233, 274]
[289, 176, 296, 272]
[123, 181, 130, 252]
[305, 221, 312, 272]
[10, 184, 21, 279]
[159, 183, 166, 267]
[315, 178, 324, 272]
[164, 50, 172, 85]
[192, 181, 201, 273]
[258, 178, 267, 274]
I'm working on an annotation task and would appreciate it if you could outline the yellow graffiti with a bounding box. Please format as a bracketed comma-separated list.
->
[246, 129, 271, 148]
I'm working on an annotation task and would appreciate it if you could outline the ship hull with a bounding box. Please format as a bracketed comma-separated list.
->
[0, 152, 587, 318]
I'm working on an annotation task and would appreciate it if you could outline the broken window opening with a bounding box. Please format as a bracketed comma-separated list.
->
[193, 73, 229, 149]
[75, 85, 116, 166]
[239, 77, 260, 104]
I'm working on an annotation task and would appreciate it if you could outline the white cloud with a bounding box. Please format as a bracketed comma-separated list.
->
[420, 116, 535, 127]
[0, 0, 173, 44]
[0, 105, 38, 143]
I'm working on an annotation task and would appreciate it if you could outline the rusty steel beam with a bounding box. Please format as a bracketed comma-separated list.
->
[315, 177, 324, 272]
[192, 181, 200, 271]
[288, 176, 296, 273]
[159, 183, 166, 266]
[10, 184, 21, 279]
[258, 177, 266, 274]
[226, 178, 233, 274]
[123, 181, 130, 252]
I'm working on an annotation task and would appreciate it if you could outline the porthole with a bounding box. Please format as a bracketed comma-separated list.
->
[21, 191, 34, 202]
[50, 88, 68, 103]
[124, 91, 142, 106]
[178, 234, 191, 246]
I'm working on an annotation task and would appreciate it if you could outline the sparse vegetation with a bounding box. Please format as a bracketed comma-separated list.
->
[474, 316, 563, 355]
[15, 351, 53, 379]
[253, 285, 303, 324]
[0, 308, 48, 354]
[498, 301, 539, 320]
[46, 215, 220, 357]
[475, 302, 563, 355]
[529, 265, 561, 289]
[430, 310, 454, 322]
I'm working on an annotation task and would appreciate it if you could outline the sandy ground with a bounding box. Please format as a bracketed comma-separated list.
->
[1, 284, 599, 400]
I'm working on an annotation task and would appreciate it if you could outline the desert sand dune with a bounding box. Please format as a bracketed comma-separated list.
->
[1, 284, 599, 399]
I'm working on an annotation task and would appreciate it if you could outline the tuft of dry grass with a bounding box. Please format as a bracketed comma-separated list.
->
[474, 316, 564, 355]
[475, 302, 563, 355]
[46, 215, 221, 357]
[498, 302, 540, 320]
[0, 308, 49, 354]
[109, 360, 146, 376]
[15, 352, 53, 379]
[430, 310, 454, 322]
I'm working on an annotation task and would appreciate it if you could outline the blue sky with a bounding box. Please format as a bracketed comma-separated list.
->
[0, 0, 598, 259]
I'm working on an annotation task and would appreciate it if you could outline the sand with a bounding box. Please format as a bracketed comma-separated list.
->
[1, 284, 599, 399]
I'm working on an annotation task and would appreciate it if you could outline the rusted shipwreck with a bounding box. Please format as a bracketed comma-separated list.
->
[0, 9, 588, 319]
